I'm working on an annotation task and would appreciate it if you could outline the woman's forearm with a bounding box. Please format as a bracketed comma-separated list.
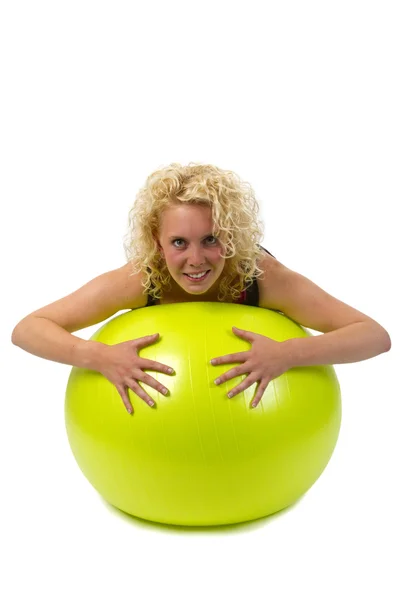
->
[283, 321, 391, 368]
[11, 317, 104, 370]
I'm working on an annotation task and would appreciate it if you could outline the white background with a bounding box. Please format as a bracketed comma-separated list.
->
[2, 1, 399, 598]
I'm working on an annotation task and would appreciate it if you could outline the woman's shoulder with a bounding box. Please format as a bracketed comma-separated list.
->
[113, 263, 149, 309]
[21, 263, 149, 333]
[257, 245, 276, 262]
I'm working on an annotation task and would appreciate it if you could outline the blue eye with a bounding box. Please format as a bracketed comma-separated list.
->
[172, 236, 217, 248]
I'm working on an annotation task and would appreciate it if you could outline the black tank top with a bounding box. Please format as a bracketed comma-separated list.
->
[144, 245, 276, 308]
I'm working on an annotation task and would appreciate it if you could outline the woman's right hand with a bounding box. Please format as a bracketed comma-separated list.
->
[95, 333, 174, 414]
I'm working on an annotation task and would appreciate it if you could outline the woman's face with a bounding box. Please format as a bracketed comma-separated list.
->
[156, 204, 226, 297]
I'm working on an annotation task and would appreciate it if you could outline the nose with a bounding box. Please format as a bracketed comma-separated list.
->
[187, 246, 207, 268]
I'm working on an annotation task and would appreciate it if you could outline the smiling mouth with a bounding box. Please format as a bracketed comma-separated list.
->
[183, 270, 211, 282]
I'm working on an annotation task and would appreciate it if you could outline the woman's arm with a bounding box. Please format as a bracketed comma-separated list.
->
[11, 263, 145, 369]
[257, 255, 391, 364]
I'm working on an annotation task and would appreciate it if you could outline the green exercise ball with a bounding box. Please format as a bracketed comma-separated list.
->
[65, 302, 341, 526]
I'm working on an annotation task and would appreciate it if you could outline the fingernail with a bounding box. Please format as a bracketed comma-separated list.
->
[161, 388, 168, 395]
[149, 400, 155, 406]
[214, 378, 221, 385]
[168, 368, 174, 374]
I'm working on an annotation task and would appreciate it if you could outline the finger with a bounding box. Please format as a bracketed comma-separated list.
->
[115, 385, 134, 414]
[125, 380, 156, 408]
[132, 372, 169, 397]
[133, 333, 160, 349]
[251, 381, 269, 408]
[210, 351, 248, 365]
[213, 365, 248, 385]
[232, 326, 256, 339]
[140, 358, 174, 375]
[226, 374, 258, 398]
[232, 326, 248, 334]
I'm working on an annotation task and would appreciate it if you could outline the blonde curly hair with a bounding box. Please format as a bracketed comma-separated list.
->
[123, 162, 266, 303]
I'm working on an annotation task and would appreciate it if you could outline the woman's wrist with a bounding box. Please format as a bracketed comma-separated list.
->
[73, 340, 107, 371]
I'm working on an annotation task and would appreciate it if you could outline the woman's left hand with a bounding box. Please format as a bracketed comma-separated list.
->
[210, 326, 291, 408]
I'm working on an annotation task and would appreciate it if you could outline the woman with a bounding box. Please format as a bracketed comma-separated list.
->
[11, 162, 391, 414]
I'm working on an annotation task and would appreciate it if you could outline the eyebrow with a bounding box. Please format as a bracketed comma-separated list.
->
[168, 233, 214, 240]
